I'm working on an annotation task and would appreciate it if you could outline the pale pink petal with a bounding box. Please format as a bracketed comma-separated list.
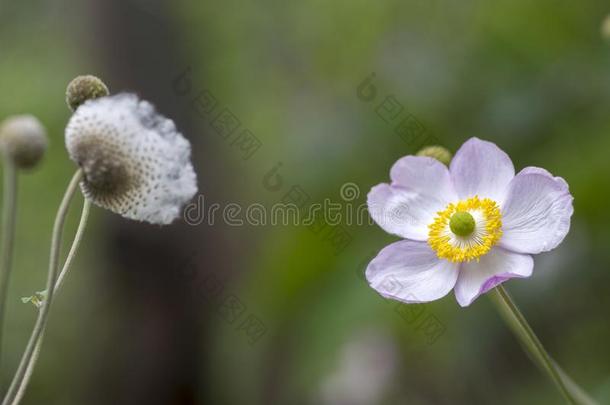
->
[368, 156, 456, 241]
[454, 247, 533, 307]
[366, 240, 459, 303]
[499, 167, 573, 254]
[450, 137, 515, 203]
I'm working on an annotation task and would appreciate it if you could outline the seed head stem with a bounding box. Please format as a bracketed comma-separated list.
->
[0, 159, 18, 368]
[9, 198, 91, 405]
[2, 169, 83, 405]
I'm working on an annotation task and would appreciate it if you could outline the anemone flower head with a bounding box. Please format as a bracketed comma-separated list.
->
[366, 137, 573, 307]
[65, 93, 197, 225]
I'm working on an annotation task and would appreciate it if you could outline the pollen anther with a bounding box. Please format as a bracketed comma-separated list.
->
[428, 196, 502, 262]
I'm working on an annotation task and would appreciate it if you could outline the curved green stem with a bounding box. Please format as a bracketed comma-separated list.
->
[10, 198, 91, 405]
[1, 169, 83, 405]
[52, 198, 91, 294]
[490, 285, 598, 405]
[0, 160, 17, 367]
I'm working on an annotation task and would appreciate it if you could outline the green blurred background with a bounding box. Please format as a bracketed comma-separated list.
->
[0, 0, 609, 404]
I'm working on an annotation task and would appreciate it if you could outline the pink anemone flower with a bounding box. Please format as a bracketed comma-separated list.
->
[366, 137, 573, 307]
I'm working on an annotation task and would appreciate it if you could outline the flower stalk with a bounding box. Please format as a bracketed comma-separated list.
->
[0, 159, 18, 366]
[490, 285, 598, 405]
[10, 197, 91, 405]
[50, 198, 91, 294]
[2, 169, 83, 405]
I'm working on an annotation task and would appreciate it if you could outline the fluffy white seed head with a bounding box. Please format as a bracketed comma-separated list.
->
[65, 93, 197, 224]
[0, 115, 48, 169]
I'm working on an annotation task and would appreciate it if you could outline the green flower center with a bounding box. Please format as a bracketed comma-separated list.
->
[449, 211, 475, 237]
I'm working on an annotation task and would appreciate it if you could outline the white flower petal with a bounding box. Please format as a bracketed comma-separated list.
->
[499, 167, 573, 254]
[367, 156, 456, 241]
[450, 137, 515, 203]
[366, 240, 459, 303]
[454, 247, 533, 307]
[65, 93, 198, 224]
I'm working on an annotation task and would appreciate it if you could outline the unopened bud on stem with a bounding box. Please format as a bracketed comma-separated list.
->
[66, 75, 109, 111]
[0, 115, 48, 169]
[416, 145, 452, 166]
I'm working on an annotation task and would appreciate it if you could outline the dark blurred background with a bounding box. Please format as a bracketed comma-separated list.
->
[1, 0, 609, 404]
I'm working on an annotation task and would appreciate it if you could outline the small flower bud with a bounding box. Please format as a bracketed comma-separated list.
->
[603, 15, 610, 41]
[66, 75, 110, 111]
[0, 115, 48, 169]
[416, 145, 452, 166]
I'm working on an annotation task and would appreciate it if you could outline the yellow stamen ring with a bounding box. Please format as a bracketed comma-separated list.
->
[428, 196, 502, 262]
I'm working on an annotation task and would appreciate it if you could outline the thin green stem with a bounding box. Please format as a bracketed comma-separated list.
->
[9, 338, 41, 405]
[1, 169, 83, 405]
[0, 160, 17, 367]
[52, 198, 91, 294]
[10, 198, 91, 405]
[490, 285, 597, 405]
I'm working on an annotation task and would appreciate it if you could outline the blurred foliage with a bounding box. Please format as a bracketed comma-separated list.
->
[0, 0, 609, 404]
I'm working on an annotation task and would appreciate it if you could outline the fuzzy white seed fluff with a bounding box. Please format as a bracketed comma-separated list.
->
[65, 93, 197, 224]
